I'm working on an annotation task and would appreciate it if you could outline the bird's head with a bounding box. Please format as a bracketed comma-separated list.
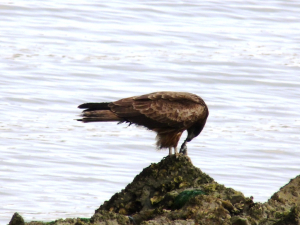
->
[186, 119, 207, 142]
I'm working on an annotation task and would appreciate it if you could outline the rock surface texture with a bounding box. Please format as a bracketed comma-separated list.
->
[11, 155, 300, 225]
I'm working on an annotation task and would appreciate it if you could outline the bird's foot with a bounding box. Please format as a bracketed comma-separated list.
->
[179, 141, 188, 155]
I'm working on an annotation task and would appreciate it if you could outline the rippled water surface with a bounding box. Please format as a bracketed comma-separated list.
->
[1, 1, 300, 224]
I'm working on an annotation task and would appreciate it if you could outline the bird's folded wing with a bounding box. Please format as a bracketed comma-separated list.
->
[110, 92, 206, 128]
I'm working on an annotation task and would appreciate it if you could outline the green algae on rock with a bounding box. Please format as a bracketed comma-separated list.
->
[172, 190, 206, 209]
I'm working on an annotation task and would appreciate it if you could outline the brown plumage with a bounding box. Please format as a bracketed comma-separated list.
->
[77, 91, 209, 156]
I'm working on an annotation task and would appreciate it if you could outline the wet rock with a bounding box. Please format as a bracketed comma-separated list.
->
[16, 155, 300, 225]
[270, 175, 300, 206]
[25, 218, 91, 225]
[172, 190, 206, 209]
[94, 155, 300, 224]
[91, 210, 130, 225]
[98, 155, 213, 214]
[9, 213, 25, 225]
[94, 155, 251, 224]
[248, 175, 300, 224]
[273, 206, 300, 225]
[231, 216, 250, 225]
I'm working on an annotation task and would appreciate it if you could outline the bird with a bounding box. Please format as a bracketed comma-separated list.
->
[77, 91, 209, 156]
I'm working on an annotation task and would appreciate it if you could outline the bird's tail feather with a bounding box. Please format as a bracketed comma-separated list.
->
[77, 102, 121, 123]
[78, 102, 111, 111]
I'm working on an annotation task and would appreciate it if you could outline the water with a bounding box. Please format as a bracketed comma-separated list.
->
[1, 1, 300, 224]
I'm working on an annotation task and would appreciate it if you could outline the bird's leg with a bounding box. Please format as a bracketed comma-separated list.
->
[183, 146, 188, 156]
[174, 147, 178, 154]
[174, 147, 179, 158]
[179, 140, 188, 155]
[169, 147, 172, 156]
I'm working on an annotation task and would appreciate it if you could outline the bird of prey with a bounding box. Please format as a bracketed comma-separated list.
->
[77, 91, 209, 156]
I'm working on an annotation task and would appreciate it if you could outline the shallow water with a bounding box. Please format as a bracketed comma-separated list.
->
[1, 1, 300, 224]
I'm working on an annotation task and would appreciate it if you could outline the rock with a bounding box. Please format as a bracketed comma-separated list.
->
[97, 155, 213, 214]
[271, 175, 300, 206]
[94, 155, 251, 224]
[91, 210, 130, 225]
[15, 155, 300, 225]
[273, 206, 300, 225]
[9, 213, 25, 225]
[25, 218, 91, 225]
[247, 175, 300, 224]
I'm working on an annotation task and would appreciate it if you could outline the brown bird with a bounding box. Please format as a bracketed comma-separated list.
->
[77, 91, 209, 156]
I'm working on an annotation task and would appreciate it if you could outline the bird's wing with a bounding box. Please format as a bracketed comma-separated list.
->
[110, 92, 207, 128]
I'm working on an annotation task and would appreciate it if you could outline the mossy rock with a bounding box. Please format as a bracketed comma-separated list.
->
[172, 190, 206, 209]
